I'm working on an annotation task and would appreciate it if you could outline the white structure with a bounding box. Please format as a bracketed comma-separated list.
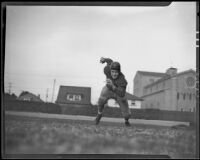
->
[133, 68, 196, 111]
[107, 92, 143, 109]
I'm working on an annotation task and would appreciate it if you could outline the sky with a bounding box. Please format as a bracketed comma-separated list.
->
[4, 2, 196, 104]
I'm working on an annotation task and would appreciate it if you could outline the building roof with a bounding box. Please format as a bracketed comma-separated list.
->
[19, 91, 30, 97]
[56, 85, 91, 105]
[60, 85, 91, 89]
[18, 91, 43, 102]
[125, 92, 143, 101]
[18, 91, 35, 98]
[57, 86, 91, 97]
[137, 71, 166, 77]
[144, 69, 196, 88]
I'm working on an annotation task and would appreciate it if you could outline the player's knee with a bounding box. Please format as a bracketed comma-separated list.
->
[118, 97, 128, 106]
[98, 97, 107, 106]
[117, 96, 127, 102]
[100, 86, 113, 98]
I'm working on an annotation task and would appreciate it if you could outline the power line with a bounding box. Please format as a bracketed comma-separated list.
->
[4, 72, 70, 78]
[4, 86, 49, 90]
[46, 88, 49, 102]
[4, 83, 51, 90]
[51, 79, 56, 103]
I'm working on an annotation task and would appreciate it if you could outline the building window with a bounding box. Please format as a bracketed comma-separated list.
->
[183, 93, 186, 100]
[68, 94, 73, 99]
[67, 94, 74, 101]
[66, 93, 82, 101]
[186, 76, 195, 88]
[189, 94, 192, 100]
[177, 92, 179, 100]
[131, 100, 135, 105]
[23, 97, 31, 101]
[74, 95, 81, 101]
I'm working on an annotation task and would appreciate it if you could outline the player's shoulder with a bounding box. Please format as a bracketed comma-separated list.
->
[117, 73, 127, 86]
[119, 72, 126, 80]
[104, 65, 110, 73]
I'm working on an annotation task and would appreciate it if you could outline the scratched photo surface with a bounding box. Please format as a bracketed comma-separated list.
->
[4, 2, 198, 159]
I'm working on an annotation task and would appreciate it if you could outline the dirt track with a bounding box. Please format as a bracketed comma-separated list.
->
[5, 111, 190, 127]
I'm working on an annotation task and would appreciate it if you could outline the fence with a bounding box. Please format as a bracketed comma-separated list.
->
[4, 100, 196, 124]
[4, 100, 61, 114]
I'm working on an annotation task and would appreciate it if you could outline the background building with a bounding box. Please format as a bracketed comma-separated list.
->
[134, 71, 166, 97]
[17, 91, 43, 102]
[56, 85, 91, 107]
[133, 68, 196, 111]
[107, 92, 143, 109]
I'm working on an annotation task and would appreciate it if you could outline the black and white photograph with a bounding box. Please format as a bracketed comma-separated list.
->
[2, 1, 199, 159]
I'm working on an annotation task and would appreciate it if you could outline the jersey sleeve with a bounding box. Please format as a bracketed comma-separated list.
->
[104, 58, 113, 65]
[104, 65, 110, 78]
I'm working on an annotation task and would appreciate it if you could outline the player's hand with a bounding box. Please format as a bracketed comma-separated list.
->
[106, 79, 115, 89]
[100, 57, 106, 64]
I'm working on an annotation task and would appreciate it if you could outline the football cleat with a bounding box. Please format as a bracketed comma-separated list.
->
[95, 113, 102, 125]
[125, 121, 131, 127]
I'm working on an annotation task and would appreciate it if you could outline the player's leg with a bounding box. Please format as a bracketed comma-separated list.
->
[95, 96, 107, 125]
[116, 96, 131, 127]
[95, 85, 114, 125]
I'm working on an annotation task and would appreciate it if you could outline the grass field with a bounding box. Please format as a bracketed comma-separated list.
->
[4, 115, 196, 158]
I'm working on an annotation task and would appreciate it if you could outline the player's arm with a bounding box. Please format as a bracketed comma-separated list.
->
[100, 57, 113, 77]
[100, 57, 113, 65]
[106, 79, 126, 97]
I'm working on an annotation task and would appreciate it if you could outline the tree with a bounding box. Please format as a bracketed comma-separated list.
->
[4, 92, 17, 100]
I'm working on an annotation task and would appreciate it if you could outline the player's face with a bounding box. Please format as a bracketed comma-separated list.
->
[111, 70, 119, 79]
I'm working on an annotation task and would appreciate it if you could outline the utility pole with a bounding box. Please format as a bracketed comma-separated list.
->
[51, 79, 56, 103]
[46, 88, 49, 102]
[8, 82, 12, 94]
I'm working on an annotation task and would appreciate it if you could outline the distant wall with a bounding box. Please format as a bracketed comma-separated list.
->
[4, 100, 61, 114]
